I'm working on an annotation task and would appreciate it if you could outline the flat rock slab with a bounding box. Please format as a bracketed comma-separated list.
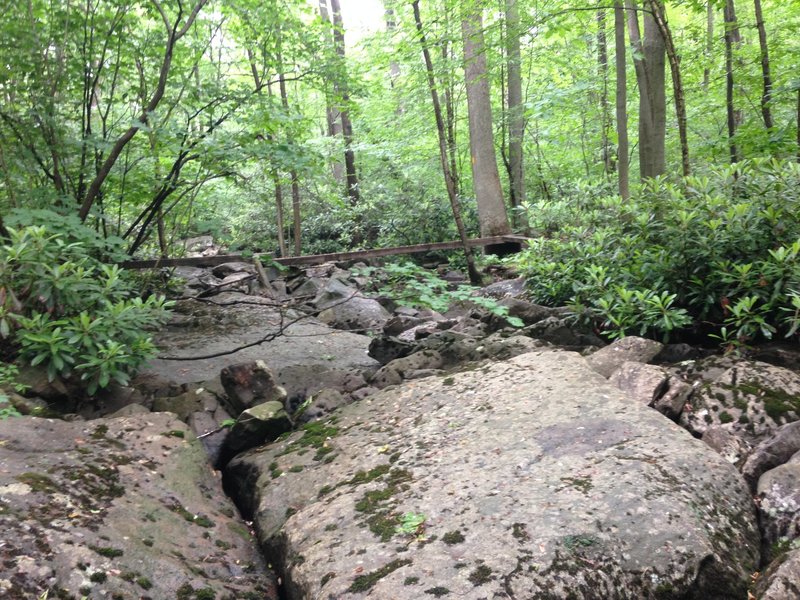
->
[142, 294, 378, 385]
[0, 413, 276, 599]
[227, 351, 759, 600]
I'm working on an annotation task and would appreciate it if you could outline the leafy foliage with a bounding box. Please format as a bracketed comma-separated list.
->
[353, 261, 523, 327]
[0, 219, 172, 394]
[516, 159, 800, 345]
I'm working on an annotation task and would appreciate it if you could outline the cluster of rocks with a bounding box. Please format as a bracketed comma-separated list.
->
[4, 257, 800, 598]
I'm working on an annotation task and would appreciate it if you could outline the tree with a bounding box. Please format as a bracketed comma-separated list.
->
[328, 0, 360, 207]
[505, 0, 525, 225]
[724, 0, 742, 164]
[615, 1, 630, 199]
[626, 0, 666, 179]
[753, 0, 774, 131]
[461, 5, 512, 241]
[646, 0, 689, 176]
[412, 0, 480, 284]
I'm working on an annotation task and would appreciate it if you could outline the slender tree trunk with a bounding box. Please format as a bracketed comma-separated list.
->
[505, 0, 525, 227]
[318, 0, 344, 184]
[597, 7, 613, 175]
[329, 0, 360, 206]
[704, 2, 713, 90]
[411, 0, 480, 284]
[615, 1, 630, 199]
[647, 0, 690, 176]
[626, 0, 666, 179]
[278, 69, 302, 256]
[462, 9, 512, 239]
[796, 86, 800, 162]
[78, 0, 208, 221]
[442, 37, 459, 192]
[273, 173, 287, 257]
[753, 0, 774, 130]
[724, 0, 741, 164]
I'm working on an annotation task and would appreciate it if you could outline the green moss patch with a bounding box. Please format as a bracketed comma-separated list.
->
[468, 564, 494, 586]
[347, 558, 412, 592]
[442, 530, 465, 545]
[89, 545, 124, 558]
[424, 586, 451, 597]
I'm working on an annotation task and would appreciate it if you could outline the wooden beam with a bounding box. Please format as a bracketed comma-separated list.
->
[120, 236, 530, 270]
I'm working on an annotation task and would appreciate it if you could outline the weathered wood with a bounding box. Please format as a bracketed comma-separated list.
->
[120, 235, 530, 270]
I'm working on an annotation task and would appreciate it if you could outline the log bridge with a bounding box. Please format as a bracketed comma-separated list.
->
[121, 234, 531, 269]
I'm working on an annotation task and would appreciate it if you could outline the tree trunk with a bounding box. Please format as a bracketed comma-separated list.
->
[704, 2, 713, 90]
[278, 69, 302, 256]
[596, 7, 613, 175]
[724, 0, 741, 164]
[318, 0, 344, 184]
[505, 0, 525, 227]
[615, 1, 630, 200]
[411, 0, 480, 285]
[273, 173, 287, 258]
[329, 0, 360, 206]
[78, 0, 208, 221]
[647, 0, 690, 177]
[626, 0, 666, 179]
[462, 10, 512, 240]
[753, 0, 774, 130]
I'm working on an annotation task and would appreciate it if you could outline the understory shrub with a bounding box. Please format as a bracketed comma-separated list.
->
[353, 261, 523, 327]
[515, 159, 800, 346]
[0, 218, 172, 394]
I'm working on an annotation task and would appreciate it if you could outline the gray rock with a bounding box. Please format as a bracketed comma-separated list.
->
[757, 461, 800, 559]
[312, 277, 359, 309]
[609, 361, 669, 405]
[274, 365, 367, 406]
[220, 361, 287, 416]
[586, 336, 664, 378]
[296, 388, 351, 424]
[497, 297, 555, 325]
[653, 378, 693, 420]
[317, 296, 391, 332]
[470, 333, 545, 362]
[152, 389, 204, 421]
[212, 261, 255, 278]
[188, 410, 227, 465]
[703, 426, 751, 467]
[143, 298, 379, 386]
[368, 336, 416, 365]
[681, 361, 800, 442]
[742, 421, 800, 489]
[371, 350, 444, 389]
[106, 403, 151, 418]
[222, 401, 292, 462]
[0, 414, 276, 599]
[289, 276, 326, 297]
[350, 386, 378, 401]
[383, 315, 425, 336]
[226, 351, 759, 599]
[478, 276, 527, 298]
[753, 548, 800, 599]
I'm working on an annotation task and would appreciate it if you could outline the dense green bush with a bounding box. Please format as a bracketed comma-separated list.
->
[515, 159, 800, 346]
[0, 218, 172, 394]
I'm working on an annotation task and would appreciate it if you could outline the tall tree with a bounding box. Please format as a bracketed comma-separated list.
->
[626, 0, 666, 179]
[614, 1, 630, 199]
[596, 7, 613, 176]
[505, 0, 525, 225]
[411, 0, 480, 284]
[753, 0, 774, 130]
[461, 6, 512, 240]
[647, 0, 690, 176]
[724, 0, 742, 164]
[79, 0, 208, 220]
[329, 0, 360, 206]
[318, 0, 344, 184]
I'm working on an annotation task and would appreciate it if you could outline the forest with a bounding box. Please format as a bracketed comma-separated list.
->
[2, 0, 800, 392]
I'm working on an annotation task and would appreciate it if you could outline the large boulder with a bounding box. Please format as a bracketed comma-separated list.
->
[226, 351, 759, 600]
[220, 360, 287, 415]
[741, 420, 800, 489]
[317, 296, 391, 332]
[753, 548, 800, 599]
[680, 360, 800, 442]
[586, 336, 664, 378]
[0, 413, 276, 599]
[756, 454, 800, 559]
